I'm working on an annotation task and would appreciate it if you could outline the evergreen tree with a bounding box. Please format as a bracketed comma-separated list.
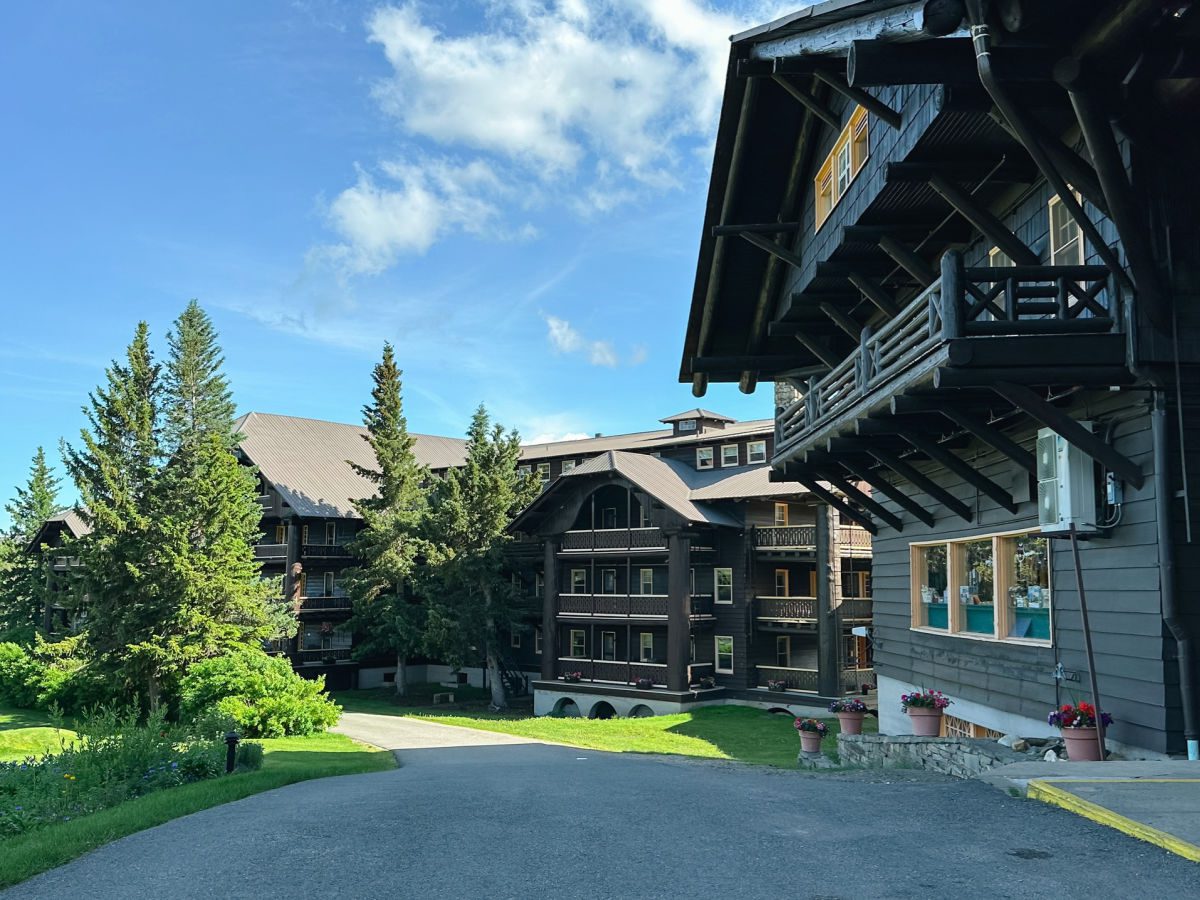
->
[163, 300, 238, 453]
[62, 322, 164, 702]
[425, 405, 538, 708]
[0, 448, 64, 638]
[342, 344, 430, 697]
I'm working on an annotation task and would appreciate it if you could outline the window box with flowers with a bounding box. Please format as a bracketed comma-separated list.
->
[900, 689, 952, 736]
[794, 717, 828, 753]
[1048, 702, 1113, 761]
[562, 671, 583, 684]
[828, 697, 869, 735]
[633, 677, 654, 690]
[767, 678, 788, 692]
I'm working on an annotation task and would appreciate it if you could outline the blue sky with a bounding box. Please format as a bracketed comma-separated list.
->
[0, 0, 786, 511]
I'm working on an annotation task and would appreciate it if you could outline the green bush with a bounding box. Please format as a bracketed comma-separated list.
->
[235, 741, 264, 772]
[178, 650, 341, 738]
[0, 643, 43, 708]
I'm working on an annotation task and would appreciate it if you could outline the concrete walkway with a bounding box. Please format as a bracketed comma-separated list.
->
[984, 760, 1200, 862]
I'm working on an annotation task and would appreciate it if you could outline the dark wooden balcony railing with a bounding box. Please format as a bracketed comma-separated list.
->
[299, 596, 353, 613]
[777, 256, 1117, 454]
[561, 527, 667, 552]
[295, 648, 352, 663]
[753, 526, 816, 549]
[556, 658, 668, 686]
[302, 543, 354, 559]
[755, 596, 817, 621]
[756, 665, 819, 692]
[254, 543, 288, 561]
[556, 593, 715, 619]
[836, 598, 873, 621]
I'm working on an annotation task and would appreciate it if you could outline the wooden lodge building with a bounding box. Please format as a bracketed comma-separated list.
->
[235, 409, 874, 706]
[680, 0, 1200, 756]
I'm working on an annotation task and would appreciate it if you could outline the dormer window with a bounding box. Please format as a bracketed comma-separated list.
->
[696, 447, 714, 470]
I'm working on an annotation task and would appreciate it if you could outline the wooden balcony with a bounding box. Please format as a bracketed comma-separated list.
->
[302, 543, 353, 560]
[837, 526, 872, 554]
[555, 594, 715, 620]
[753, 525, 815, 550]
[755, 596, 817, 622]
[556, 658, 668, 686]
[295, 648, 352, 664]
[299, 596, 353, 613]
[756, 665, 819, 693]
[254, 543, 288, 562]
[560, 528, 666, 552]
[774, 258, 1122, 463]
[835, 598, 873, 621]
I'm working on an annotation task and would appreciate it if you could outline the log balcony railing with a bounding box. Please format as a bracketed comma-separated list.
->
[776, 254, 1118, 456]
[254, 543, 288, 561]
[301, 543, 354, 559]
[555, 659, 716, 688]
[561, 527, 666, 552]
[556, 594, 716, 619]
[755, 596, 818, 622]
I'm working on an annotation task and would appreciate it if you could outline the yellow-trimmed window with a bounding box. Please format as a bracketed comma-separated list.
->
[814, 106, 870, 231]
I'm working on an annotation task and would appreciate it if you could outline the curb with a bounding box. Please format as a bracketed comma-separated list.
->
[1028, 779, 1200, 863]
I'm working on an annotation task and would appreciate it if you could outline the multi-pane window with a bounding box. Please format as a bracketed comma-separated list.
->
[696, 447, 714, 470]
[747, 441, 767, 464]
[518, 465, 531, 477]
[560, 460, 576, 474]
[911, 532, 1051, 643]
[536, 463, 551, 486]
[569, 629, 586, 658]
[640, 568, 654, 595]
[774, 502, 789, 526]
[275, 523, 287, 544]
[721, 445, 739, 467]
[774, 569, 789, 597]
[302, 626, 351, 652]
[814, 106, 869, 231]
[715, 636, 734, 673]
[1049, 194, 1084, 267]
[714, 568, 734, 604]
[640, 632, 654, 662]
[570, 569, 587, 593]
[325, 522, 337, 545]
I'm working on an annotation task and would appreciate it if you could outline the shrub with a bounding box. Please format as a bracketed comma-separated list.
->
[0, 643, 43, 708]
[235, 741, 265, 772]
[179, 649, 341, 738]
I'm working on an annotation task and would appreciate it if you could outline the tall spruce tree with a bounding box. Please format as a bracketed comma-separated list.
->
[63, 322, 165, 702]
[342, 344, 430, 697]
[0, 448, 64, 638]
[163, 300, 238, 451]
[425, 405, 539, 708]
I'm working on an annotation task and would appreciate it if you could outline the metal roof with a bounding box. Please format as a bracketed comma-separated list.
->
[517, 418, 773, 459]
[26, 507, 91, 552]
[658, 408, 736, 424]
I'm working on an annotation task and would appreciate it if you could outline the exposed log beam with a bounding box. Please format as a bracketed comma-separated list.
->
[848, 37, 1054, 87]
[877, 234, 937, 286]
[894, 429, 1020, 513]
[750, 2, 929, 61]
[763, 56, 842, 76]
[794, 476, 879, 535]
[991, 382, 1145, 489]
[861, 444, 974, 522]
[817, 471, 904, 531]
[834, 454, 937, 527]
[891, 396, 1036, 475]
[735, 58, 775, 78]
[847, 272, 901, 318]
[924, 171, 1039, 265]
[810, 68, 902, 129]
[711, 222, 802, 237]
[770, 75, 841, 130]
[944, 334, 1127, 369]
[738, 231, 806, 270]
[934, 366, 1134, 389]
[986, 109, 1108, 216]
[841, 224, 929, 242]
[819, 302, 863, 340]
[793, 332, 844, 369]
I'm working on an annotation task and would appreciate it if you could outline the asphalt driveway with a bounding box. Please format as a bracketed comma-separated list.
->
[6, 715, 1198, 899]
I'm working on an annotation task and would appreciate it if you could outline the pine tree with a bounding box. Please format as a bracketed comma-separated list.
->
[0, 448, 64, 638]
[163, 300, 238, 453]
[342, 344, 430, 697]
[62, 322, 164, 702]
[425, 405, 539, 708]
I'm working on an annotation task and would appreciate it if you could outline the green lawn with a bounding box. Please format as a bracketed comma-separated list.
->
[334, 690, 876, 767]
[0, 707, 393, 889]
[0, 706, 75, 762]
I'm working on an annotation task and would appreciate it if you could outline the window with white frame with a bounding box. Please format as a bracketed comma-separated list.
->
[535, 628, 542, 655]
[774, 502, 789, 526]
[721, 444, 739, 467]
[302, 524, 310, 545]
[325, 522, 337, 545]
[518, 464, 531, 477]
[678, 419, 697, 432]
[536, 463, 551, 485]
[747, 440, 767, 464]
[715, 635, 734, 673]
[640, 568, 654, 595]
[714, 568, 733, 604]
[560, 459, 576, 474]
[274, 523, 287, 544]
[569, 629, 586, 658]
[774, 569, 789, 597]
[814, 106, 869, 231]
[1049, 193, 1084, 267]
[910, 531, 1051, 643]
[696, 447, 714, 470]
[570, 569, 587, 593]
[640, 632, 654, 662]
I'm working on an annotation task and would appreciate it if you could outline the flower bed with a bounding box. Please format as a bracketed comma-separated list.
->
[0, 707, 260, 839]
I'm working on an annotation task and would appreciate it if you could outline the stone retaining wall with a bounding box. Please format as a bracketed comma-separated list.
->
[837, 734, 1033, 779]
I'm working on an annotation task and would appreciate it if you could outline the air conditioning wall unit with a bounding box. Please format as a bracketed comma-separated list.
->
[1037, 425, 1098, 533]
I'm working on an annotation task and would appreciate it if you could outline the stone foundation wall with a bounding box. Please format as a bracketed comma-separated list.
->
[838, 734, 1033, 779]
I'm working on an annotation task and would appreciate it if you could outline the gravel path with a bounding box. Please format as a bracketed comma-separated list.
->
[7, 714, 1198, 899]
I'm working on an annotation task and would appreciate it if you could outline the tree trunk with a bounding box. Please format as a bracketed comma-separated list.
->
[394, 653, 408, 697]
[486, 647, 507, 709]
[147, 672, 161, 713]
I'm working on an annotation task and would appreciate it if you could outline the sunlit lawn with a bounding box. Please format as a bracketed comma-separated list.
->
[0, 706, 75, 762]
[335, 690, 877, 767]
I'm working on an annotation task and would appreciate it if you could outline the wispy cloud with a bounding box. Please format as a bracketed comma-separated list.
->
[544, 314, 626, 368]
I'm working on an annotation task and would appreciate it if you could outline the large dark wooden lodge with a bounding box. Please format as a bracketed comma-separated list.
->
[681, 0, 1200, 756]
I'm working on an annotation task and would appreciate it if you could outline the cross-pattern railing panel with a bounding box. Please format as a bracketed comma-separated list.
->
[756, 596, 817, 621]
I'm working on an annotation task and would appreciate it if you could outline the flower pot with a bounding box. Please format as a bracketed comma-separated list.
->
[1061, 727, 1104, 761]
[906, 707, 943, 736]
[836, 711, 865, 736]
[799, 731, 824, 753]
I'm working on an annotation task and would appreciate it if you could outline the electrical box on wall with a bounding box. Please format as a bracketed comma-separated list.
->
[1037, 425, 1098, 533]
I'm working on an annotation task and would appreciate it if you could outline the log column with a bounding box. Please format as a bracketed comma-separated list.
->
[541, 536, 559, 682]
[816, 506, 841, 697]
[666, 530, 692, 692]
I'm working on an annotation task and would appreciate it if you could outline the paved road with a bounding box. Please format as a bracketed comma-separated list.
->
[7, 715, 1199, 899]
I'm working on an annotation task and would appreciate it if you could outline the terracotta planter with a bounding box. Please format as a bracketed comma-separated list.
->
[1062, 727, 1104, 761]
[836, 711, 865, 735]
[906, 707, 943, 736]
[799, 731, 824, 753]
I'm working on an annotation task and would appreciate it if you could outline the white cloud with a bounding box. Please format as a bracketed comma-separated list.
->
[589, 341, 618, 367]
[527, 430, 591, 444]
[544, 314, 626, 368]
